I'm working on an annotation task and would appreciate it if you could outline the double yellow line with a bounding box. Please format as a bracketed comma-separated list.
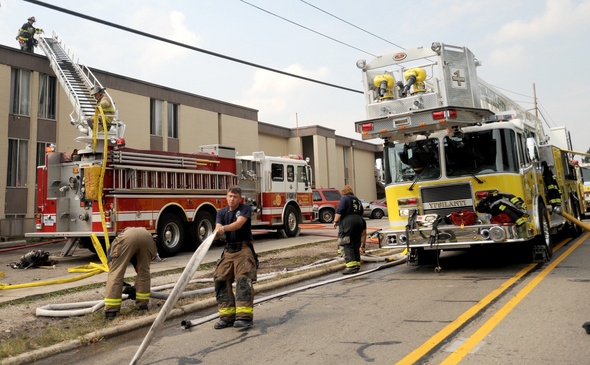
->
[396, 232, 588, 365]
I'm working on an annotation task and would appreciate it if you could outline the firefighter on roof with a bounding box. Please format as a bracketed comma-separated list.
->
[16, 16, 43, 53]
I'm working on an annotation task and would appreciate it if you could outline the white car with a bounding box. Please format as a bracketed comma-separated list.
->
[360, 199, 388, 219]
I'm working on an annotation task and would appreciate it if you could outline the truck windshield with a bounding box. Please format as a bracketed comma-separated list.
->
[444, 129, 519, 177]
[387, 139, 441, 183]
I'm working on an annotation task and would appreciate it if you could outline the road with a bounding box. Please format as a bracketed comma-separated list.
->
[10, 224, 590, 365]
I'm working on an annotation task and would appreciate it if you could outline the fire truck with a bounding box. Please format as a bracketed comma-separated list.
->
[25, 33, 315, 257]
[354, 42, 584, 266]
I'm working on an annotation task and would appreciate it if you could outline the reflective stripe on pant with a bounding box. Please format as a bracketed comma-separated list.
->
[214, 245, 257, 322]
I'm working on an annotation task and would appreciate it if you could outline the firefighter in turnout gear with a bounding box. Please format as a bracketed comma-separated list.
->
[213, 186, 258, 329]
[334, 185, 365, 275]
[16, 16, 43, 53]
[104, 227, 157, 320]
[541, 161, 562, 211]
[88, 86, 115, 131]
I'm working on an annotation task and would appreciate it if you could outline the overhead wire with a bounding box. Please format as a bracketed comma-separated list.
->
[23, 0, 363, 94]
[299, 0, 405, 50]
[240, 0, 377, 57]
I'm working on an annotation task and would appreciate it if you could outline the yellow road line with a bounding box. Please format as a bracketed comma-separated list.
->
[440, 232, 588, 364]
[395, 236, 576, 365]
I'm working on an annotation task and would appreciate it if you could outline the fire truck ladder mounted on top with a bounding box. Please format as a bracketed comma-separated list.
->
[37, 32, 124, 141]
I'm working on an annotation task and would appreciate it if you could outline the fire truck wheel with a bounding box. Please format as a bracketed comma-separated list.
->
[157, 213, 185, 257]
[566, 200, 582, 238]
[186, 211, 215, 250]
[283, 205, 300, 237]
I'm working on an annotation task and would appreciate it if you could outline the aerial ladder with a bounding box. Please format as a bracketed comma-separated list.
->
[37, 32, 127, 256]
[37, 32, 125, 144]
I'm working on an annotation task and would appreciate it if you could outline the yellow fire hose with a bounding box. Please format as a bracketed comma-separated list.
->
[559, 211, 590, 232]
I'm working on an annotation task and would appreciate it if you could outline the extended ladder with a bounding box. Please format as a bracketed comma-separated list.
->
[37, 32, 123, 139]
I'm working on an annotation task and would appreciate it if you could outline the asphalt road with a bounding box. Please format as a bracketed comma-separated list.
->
[7, 222, 590, 365]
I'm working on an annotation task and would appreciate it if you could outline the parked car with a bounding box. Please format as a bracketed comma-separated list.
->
[361, 199, 388, 219]
[312, 188, 342, 223]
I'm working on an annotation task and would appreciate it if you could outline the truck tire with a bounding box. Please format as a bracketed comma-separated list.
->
[532, 203, 553, 262]
[157, 213, 185, 257]
[283, 205, 300, 237]
[318, 208, 335, 223]
[186, 211, 215, 250]
[566, 199, 582, 238]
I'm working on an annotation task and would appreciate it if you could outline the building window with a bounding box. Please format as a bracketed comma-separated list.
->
[7, 139, 29, 187]
[150, 99, 163, 136]
[38, 73, 57, 119]
[167, 103, 179, 138]
[10, 68, 31, 115]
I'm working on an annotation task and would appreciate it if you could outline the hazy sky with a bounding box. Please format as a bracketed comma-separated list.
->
[2, 0, 589, 152]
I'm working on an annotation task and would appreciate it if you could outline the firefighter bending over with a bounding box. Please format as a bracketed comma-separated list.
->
[104, 227, 157, 320]
[16, 16, 43, 53]
[88, 86, 115, 131]
[334, 185, 365, 275]
[213, 186, 258, 329]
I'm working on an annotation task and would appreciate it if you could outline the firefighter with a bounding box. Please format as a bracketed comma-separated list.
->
[334, 185, 365, 275]
[87, 86, 115, 131]
[16, 16, 43, 53]
[541, 161, 562, 211]
[104, 227, 157, 320]
[213, 186, 258, 329]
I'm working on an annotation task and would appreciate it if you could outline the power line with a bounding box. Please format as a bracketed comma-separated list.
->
[299, 0, 405, 50]
[24, 0, 363, 95]
[240, 0, 377, 57]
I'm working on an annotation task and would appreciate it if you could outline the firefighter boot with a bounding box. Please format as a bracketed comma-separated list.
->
[214, 319, 234, 329]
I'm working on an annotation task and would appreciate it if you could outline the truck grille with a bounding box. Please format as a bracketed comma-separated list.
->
[420, 182, 474, 218]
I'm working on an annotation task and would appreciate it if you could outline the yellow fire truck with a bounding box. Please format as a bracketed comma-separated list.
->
[354, 42, 584, 266]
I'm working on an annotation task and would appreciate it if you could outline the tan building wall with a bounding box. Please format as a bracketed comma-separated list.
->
[179, 107, 218, 152]
[219, 114, 259, 156]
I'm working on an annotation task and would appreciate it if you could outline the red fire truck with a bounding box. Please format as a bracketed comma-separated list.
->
[28, 33, 315, 257]
[28, 143, 315, 257]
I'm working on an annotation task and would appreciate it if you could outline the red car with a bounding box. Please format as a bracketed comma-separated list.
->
[312, 188, 342, 223]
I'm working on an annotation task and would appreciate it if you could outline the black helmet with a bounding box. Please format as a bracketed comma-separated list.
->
[28, 16, 36, 22]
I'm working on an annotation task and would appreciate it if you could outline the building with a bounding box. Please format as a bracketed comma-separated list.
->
[0, 44, 381, 238]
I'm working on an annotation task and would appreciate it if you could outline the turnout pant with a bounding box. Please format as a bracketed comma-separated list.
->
[214, 244, 257, 323]
[338, 214, 364, 268]
[105, 228, 157, 313]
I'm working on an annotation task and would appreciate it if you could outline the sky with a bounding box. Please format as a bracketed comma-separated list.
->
[2, 0, 590, 153]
